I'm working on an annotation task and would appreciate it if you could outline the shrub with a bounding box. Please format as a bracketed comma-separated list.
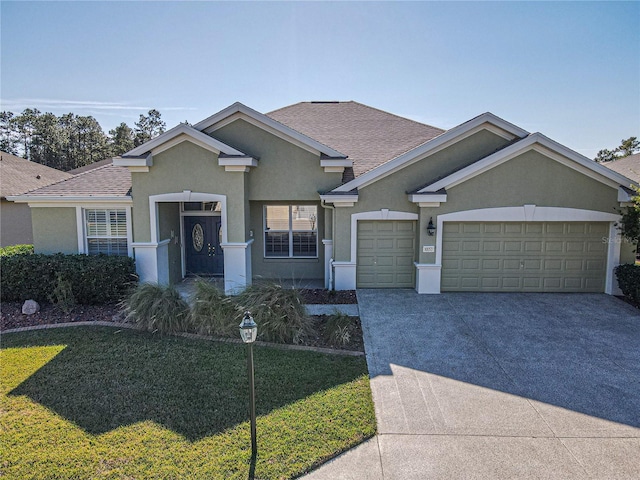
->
[122, 283, 190, 334]
[615, 263, 640, 306]
[0, 244, 34, 257]
[0, 253, 136, 304]
[188, 279, 239, 336]
[49, 274, 76, 314]
[235, 282, 314, 344]
[323, 312, 355, 347]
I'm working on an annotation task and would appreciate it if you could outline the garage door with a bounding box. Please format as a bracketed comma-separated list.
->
[441, 222, 608, 292]
[357, 220, 416, 288]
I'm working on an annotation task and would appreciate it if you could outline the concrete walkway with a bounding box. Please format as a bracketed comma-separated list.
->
[305, 290, 640, 479]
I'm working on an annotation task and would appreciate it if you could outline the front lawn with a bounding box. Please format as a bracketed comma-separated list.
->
[1, 327, 375, 479]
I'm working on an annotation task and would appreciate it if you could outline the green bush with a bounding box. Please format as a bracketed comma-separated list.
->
[0, 244, 34, 257]
[615, 263, 640, 305]
[122, 283, 190, 334]
[235, 282, 314, 344]
[0, 253, 136, 304]
[188, 279, 239, 336]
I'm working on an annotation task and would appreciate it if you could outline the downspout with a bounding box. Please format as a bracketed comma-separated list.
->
[321, 199, 335, 290]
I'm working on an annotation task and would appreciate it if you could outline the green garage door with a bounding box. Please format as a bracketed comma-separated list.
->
[441, 222, 608, 292]
[357, 220, 416, 288]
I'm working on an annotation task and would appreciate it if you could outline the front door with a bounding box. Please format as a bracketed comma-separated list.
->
[184, 216, 223, 275]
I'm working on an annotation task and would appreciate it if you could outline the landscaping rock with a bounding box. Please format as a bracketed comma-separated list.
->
[21, 300, 40, 315]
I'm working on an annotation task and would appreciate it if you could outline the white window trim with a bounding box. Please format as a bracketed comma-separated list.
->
[263, 205, 319, 259]
[77, 205, 133, 257]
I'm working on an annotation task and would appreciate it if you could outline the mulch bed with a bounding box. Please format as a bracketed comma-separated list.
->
[1, 289, 363, 351]
[299, 289, 357, 304]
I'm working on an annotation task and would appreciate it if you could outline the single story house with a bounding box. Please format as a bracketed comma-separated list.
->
[0, 151, 72, 247]
[9, 101, 637, 295]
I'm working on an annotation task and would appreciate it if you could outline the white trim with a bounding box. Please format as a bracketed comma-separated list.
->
[194, 102, 346, 158]
[419, 133, 636, 193]
[619, 187, 634, 202]
[319, 194, 359, 207]
[349, 210, 419, 263]
[431, 206, 621, 295]
[113, 153, 152, 168]
[76, 206, 84, 254]
[148, 192, 228, 245]
[218, 156, 258, 172]
[123, 123, 246, 157]
[333, 113, 529, 192]
[607, 222, 623, 296]
[408, 193, 448, 205]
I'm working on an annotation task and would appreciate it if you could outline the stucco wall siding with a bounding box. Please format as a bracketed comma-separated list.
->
[131, 142, 248, 243]
[212, 119, 343, 200]
[31, 207, 78, 254]
[1, 200, 33, 246]
[332, 130, 512, 262]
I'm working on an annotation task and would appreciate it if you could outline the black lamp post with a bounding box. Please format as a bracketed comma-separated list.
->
[239, 311, 258, 458]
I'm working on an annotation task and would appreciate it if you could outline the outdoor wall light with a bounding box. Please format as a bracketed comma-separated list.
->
[239, 311, 258, 458]
[427, 217, 436, 236]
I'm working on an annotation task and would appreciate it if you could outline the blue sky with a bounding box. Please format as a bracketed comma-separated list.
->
[1, 1, 638, 159]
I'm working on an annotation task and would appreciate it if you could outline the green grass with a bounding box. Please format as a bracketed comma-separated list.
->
[1, 327, 376, 479]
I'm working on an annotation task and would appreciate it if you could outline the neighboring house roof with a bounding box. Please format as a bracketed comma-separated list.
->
[0, 151, 73, 199]
[13, 163, 132, 200]
[601, 153, 640, 184]
[267, 101, 445, 177]
[68, 158, 113, 175]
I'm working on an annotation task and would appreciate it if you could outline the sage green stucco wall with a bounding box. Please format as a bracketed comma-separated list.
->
[212, 120, 343, 200]
[416, 150, 621, 264]
[332, 130, 511, 261]
[31, 207, 77, 254]
[1, 200, 33, 247]
[158, 202, 182, 284]
[131, 141, 249, 243]
[249, 201, 324, 281]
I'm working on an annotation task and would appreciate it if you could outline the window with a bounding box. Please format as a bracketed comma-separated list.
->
[264, 205, 317, 258]
[85, 209, 128, 256]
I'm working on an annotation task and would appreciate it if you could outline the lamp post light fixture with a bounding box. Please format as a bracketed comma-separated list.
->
[239, 311, 258, 458]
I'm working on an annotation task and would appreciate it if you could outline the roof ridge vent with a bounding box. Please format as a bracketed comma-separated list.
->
[310, 101, 341, 104]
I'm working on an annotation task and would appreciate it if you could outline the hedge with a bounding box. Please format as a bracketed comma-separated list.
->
[615, 263, 640, 306]
[0, 244, 34, 257]
[1, 253, 137, 304]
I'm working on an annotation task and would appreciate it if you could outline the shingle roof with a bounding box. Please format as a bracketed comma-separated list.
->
[0, 151, 73, 198]
[601, 153, 640, 183]
[23, 163, 131, 198]
[267, 101, 445, 178]
[68, 158, 114, 175]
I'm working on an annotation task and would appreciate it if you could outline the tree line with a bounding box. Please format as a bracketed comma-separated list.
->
[594, 136, 639, 163]
[0, 109, 166, 171]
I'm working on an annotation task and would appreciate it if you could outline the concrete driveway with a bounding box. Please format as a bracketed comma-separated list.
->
[305, 291, 640, 479]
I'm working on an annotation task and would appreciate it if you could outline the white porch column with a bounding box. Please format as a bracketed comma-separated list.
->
[132, 240, 170, 285]
[333, 261, 356, 290]
[221, 240, 253, 295]
[415, 263, 442, 294]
